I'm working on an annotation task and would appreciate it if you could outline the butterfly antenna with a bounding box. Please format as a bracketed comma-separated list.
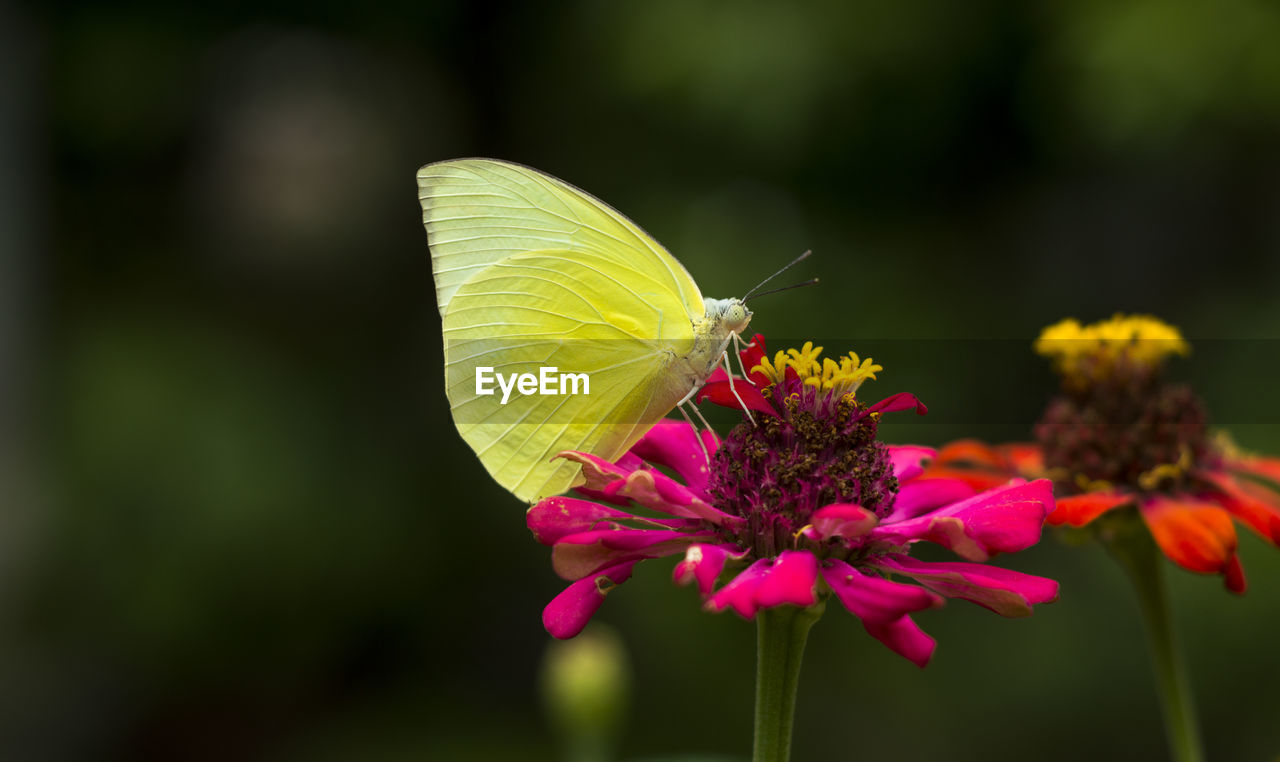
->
[745, 277, 819, 303]
[742, 250, 812, 301]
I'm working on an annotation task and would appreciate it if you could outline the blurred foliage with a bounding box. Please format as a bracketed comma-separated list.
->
[6, 0, 1280, 759]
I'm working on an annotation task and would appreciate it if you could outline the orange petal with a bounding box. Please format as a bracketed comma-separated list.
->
[1140, 497, 1238, 576]
[935, 440, 1007, 468]
[1225, 454, 1280, 488]
[999, 443, 1045, 477]
[1200, 471, 1280, 545]
[916, 466, 1010, 492]
[1047, 491, 1134, 527]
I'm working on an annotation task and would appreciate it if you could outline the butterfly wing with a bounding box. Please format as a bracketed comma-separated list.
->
[418, 158, 704, 320]
[444, 249, 702, 502]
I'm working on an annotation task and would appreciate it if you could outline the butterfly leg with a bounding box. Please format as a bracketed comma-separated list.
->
[731, 332, 753, 380]
[722, 351, 757, 427]
[676, 401, 712, 463]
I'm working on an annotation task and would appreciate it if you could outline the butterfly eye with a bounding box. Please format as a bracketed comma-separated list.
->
[725, 303, 750, 329]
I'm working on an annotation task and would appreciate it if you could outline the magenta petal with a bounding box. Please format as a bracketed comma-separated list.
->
[673, 543, 746, 595]
[706, 558, 771, 618]
[820, 559, 943, 621]
[872, 479, 1053, 561]
[551, 528, 709, 580]
[527, 497, 635, 545]
[631, 421, 719, 494]
[612, 469, 740, 526]
[558, 451, 633, 492]
[863, 613, 937, 668]
[875, 554, 1059, 617]
[804, 504, 878, 541]
[883, 479, 976, 524]
[888, 445, 936, 482]
[574, 452, 646, 505]
[822, 560, 940, 667]
[543, 561, 637, 639]
[867, 392, 928, 416]
[756, 551, 820, 608]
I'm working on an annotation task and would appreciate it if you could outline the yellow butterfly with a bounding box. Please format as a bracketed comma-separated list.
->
[418, 159, 761, 502]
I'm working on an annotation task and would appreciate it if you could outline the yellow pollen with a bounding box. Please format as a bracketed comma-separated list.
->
[1034, 313, 1189, 384]
[1135, 448, 1192, 491]
[751, 342, 883, 399]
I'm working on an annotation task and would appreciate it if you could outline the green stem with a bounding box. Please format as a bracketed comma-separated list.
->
[1107, 526, 1204, 762]
[753, 603, 824, 762]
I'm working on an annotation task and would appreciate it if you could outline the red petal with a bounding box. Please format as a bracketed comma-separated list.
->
[1047, 492, 1134, 527]
[867, 392, 928, 416]
[1225, 554, 1247, 594]
[696, 379, 777, 417]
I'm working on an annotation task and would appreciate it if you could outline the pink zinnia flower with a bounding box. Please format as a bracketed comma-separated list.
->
[528, 335, 1059, 667]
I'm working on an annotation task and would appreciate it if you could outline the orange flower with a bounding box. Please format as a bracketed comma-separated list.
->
[924, 315, 1280, 593]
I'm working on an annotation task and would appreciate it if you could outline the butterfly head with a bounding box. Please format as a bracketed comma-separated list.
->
[705, 298, 753, 335]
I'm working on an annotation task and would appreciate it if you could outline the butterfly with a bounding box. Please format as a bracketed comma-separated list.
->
[419, 159, 797, 502]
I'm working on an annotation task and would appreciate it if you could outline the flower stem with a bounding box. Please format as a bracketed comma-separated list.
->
[1106, 523, 1205, 762]
[753, 602, 824, 762]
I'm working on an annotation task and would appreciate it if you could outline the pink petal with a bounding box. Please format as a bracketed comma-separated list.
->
[863, 613, 937, 668]
[630, 421, 720, 494]
[706, 558, 770, 618]
[527, 497, 636, 545]
[673, 543, 747, 595]
[867, 392, 928, 416]
[614, 469, 741, 526]
[557, 450, 633, 491]
[558, 451, 739, 526]
[820, 559, 943, 622]
[888, 445, 936, 482]
[803, 504, 878, 542]
[755, 551, 820, 609]
[874, 554, 1059, 617]
[551, 528, 710, 580]
[883, 479, 976, 523]
[872, 479, 1053, 561]
[821, 559, 940, 668]
[573, 452, 647, 506]
[542, 561, 637, 639]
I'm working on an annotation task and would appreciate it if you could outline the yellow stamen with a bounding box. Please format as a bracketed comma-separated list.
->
[1135, 448, 1192, 491]
[1072, 472, 1115, 493]
[751, 343, 883, 400]
[1034, 313, 1189, 385]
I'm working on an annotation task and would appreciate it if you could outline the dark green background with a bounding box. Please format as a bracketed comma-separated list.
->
[6, 0, 1279, 759]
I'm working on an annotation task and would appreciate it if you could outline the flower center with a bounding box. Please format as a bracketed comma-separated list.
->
[752, 341, 883, 400]
[1033, 315, 1207, 494]
[708, 343, 898, 558]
